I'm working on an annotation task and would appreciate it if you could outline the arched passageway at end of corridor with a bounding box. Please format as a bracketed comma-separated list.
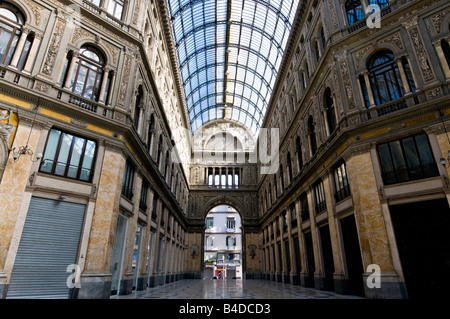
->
[203, 205, 243, 280]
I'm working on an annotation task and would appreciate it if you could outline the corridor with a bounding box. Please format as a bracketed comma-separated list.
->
[111, 279, 365, 299]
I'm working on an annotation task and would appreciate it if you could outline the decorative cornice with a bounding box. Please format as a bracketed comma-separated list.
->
[156, 1, 191, 132]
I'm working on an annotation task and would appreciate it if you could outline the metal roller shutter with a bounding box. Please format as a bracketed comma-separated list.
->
[7, 197, 86, 299]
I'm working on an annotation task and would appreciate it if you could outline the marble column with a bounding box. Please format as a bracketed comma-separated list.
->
[22, 33, 43, 74]
[78, 148, 126, 299]
[346, 150, 406, 299]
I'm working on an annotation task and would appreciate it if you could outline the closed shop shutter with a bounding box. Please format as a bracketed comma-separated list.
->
[7, 197, 86, 299]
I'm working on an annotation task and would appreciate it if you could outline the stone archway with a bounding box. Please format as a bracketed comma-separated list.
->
[203, 204, 244, 280]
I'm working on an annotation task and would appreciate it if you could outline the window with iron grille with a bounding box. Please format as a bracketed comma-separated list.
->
[300, 193, 309, 221]
[333, 161, 351, 202]
[122, 160, 134, 200]
[313, 179, 327, 213]
[226, 217, 236, 230]
[377, 133, 439, 185]
[139, 180, 148, 212]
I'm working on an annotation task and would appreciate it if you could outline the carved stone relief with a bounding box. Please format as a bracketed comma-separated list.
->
[41, 18, 66, 76]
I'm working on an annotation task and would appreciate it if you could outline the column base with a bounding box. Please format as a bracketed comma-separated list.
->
[333, 273, 348, 295]
[136, 277, 147, 291]
[363, 272, 408, 299]
[245, 272, 262, 279]
[78, 273, 112, 299]
[0, 272, 8, 299]
[290, 272, 300, 285]
[148, 276, 157, 288]
[300, 272, 314, 288]
[276, 273, 282, 282]
[184, 272, 202, 279]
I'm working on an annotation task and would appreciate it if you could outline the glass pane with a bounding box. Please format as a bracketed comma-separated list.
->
[374, 73, 389, 105]
[389, 140, 409, 183]
[41, 129, 62, 174]
[0, 29, 13, 63]
[67, 137, 85, 179]
[84, 69, 96, 99]
[55, 133, 74, 176]
[73, 65, 88, 96]
[0, 8, 18, 22]
[415, 134, 439, 178]
[378, 143, 396, 184]
[80, 140, 96, 181]
[3, 33, 18, 65]
[402, 137, 421, 180]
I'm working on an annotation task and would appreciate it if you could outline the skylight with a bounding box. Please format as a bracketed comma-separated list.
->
[167, 0, 299, 136]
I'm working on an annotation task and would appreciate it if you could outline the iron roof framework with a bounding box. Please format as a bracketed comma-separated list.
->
[167, 0, 299, 136]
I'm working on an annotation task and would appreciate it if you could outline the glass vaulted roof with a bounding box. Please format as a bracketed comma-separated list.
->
[167, 0, 299, 136]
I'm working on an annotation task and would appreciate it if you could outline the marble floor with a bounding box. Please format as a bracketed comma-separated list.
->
[111, 279, 365, 299]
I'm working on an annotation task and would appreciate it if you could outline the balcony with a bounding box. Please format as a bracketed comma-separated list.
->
[346, 5, 393, 34]
[334, 185, 351, 203]
[82, 0, 125, 30]
[121, 185, 133, 201]
[314, 201, 327, 214]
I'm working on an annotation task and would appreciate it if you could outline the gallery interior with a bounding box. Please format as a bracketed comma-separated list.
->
[0, 0, 450, 299]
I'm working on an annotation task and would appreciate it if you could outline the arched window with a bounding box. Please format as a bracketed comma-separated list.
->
[320, 27, 326, 50]
[287, 152, 293, 183]
[148, 114, 155, 152]
[164, 150, 170, 180]
[170, 163, 175, 189]
[308, 116, 317, 156]
[296, 136, 303, 172]
[268, 183, 272, 204]
[301, 71, 307, 90]
[345, 0, 364, 26]
[157, 135, 163, 167]
[324, 88, 337, 134]
[367, 50, 405, 105]
[134, 85, 143, 130]
[273, 175, 277, 198]
[265, 189, 268, 208]
[279, 164, 284, 190]
[70, 46, 106, 101]
[0, 2, 25, 66]
[314, 40, 320, 62]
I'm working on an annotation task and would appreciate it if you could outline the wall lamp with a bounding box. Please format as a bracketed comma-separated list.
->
[12, 146, 43, 163]
[440, 150, 450, 167]
[11, 99, 42, 163]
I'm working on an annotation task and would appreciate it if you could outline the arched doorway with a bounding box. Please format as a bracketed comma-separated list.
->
[203, 205, 243, 279]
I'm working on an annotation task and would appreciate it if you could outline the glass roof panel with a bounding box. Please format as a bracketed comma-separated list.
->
[167, 0, 299, 136]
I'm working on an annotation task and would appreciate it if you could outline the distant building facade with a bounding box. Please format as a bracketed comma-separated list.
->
[204, 206, 242, 279]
